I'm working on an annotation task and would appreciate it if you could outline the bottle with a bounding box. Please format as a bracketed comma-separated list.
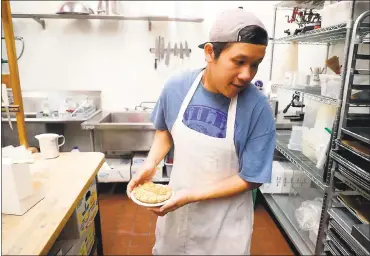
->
[71, 146, 80, 152]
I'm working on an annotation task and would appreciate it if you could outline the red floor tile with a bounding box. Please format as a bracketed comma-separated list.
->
[99, 191, 294, 255]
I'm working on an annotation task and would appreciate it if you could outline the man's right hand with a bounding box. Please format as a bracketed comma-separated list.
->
[126, 160, 157, 198]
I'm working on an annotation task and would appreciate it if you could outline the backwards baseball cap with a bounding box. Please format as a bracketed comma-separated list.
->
[198, 8, 267, 49]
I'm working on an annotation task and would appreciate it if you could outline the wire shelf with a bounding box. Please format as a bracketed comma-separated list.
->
[273, 84, 339, 105]
[275, 131, 327, 191]
[263, 189, 323, 255]
[274, 23, 347, 44]
[275, 0, 325, 9]
[274, 23, 370, 44]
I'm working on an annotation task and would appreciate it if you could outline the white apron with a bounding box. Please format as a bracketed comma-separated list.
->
[153, 70, 254, 255]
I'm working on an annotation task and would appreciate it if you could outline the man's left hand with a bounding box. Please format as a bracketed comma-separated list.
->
[147, 189, 197, 216]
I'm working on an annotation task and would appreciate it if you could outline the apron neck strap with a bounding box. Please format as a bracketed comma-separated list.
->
[226, 95, 238, 140]
[178, 69, 204, 117]
[179, 68, 238, 140]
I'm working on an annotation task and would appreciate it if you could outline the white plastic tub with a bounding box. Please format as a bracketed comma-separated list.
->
[320, 74, 341, 99]
[319, 1, 370, 28]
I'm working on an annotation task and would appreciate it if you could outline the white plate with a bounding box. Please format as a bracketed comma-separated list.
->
[128, 184, 174, 208]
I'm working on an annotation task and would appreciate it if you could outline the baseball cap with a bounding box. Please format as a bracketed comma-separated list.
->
[198, 8, 267, 49]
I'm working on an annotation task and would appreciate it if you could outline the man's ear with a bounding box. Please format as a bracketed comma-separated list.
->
[204, 43, 215, 63]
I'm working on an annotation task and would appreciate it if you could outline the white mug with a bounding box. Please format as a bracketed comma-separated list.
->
[35, 133, 65, 159]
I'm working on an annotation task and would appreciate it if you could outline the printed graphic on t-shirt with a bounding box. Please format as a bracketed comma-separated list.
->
[183, 105, 227, 138]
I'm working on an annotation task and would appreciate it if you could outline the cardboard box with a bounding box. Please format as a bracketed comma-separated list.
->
[58, 180, 98, 240]
[260, 161, 284, 194]
[66, 223, 95, 256]
[98, 158, 131, 182]
[131, 153, 164, 180]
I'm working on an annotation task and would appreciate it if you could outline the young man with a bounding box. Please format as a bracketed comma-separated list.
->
[127, 8, 276, 255]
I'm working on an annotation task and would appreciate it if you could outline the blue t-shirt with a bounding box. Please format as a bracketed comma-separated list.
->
[151, 68, 276, 183]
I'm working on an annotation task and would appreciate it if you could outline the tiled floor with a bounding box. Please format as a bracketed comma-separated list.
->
[99, 188, 294, 255]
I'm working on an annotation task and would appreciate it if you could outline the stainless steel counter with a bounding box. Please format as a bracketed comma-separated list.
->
[1, 109, 102, 123]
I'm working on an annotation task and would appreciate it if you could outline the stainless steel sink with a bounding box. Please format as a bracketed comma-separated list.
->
[83, 111, 155, 130]
[81, 111, 156, 153]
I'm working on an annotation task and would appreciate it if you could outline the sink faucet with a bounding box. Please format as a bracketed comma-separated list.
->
[134, 101, 156, 111]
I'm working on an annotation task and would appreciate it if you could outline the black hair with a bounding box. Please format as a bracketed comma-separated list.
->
[212, 25, 268, 59]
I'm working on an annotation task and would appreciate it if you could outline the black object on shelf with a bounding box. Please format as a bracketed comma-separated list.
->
[351, 224, 370, 252]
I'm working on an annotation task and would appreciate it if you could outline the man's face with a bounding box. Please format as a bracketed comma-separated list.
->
[205, 43, 266, 98]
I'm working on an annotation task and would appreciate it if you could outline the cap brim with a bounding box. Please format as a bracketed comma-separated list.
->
[198, 42, 207, 49]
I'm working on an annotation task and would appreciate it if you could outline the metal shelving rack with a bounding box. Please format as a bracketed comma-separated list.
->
[318, 10, 370, 255]
[11, 13, 204, 31]
[265, 1, 370, 255]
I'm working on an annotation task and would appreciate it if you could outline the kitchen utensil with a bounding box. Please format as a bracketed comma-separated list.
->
[97, 0, 105, 14]
[154, 37, 160, 69]
[165, 41, 171, 66]
[71, 98, 89, 117]
[310, 67, 325, 87]
[2, 84, 13, 130]
[180, 42, 184, 59]
[174, 43, 178, 56]
[160, 37, 165, 60]
[56, 1, 93, 15]
[184, 41, 190, 57]
[1, 36, 25, 64]
[326, 56, 341, 74]
[35, 133, 65, 159]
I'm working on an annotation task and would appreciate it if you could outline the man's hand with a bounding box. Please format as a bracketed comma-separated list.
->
[148, 189, 197, 216]
[126, 160, 156, 198]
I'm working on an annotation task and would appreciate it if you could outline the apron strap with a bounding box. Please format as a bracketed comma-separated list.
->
[226, 95, 238, 140]
[178, 69, 204, 118]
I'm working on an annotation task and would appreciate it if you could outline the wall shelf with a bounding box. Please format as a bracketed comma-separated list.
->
[11, 13, 204, 31]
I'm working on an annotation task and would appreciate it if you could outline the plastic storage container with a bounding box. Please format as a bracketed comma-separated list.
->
[288, 126, 307, 151]
[319, 1, 370, 28]
[319, 74, 341, 99]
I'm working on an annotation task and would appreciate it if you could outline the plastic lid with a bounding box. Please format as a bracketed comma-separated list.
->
[73, 146, 79, 149]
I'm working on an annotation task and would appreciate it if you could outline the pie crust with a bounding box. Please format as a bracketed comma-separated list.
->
[132, 182, 172, 204]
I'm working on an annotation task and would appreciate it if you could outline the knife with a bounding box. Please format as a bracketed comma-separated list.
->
[180, 42, 184, 59]
[174, 43, 178, 56]
[160, 36, 165, 60]
[184, 41, 190, 57]
[2, 83, 13, 130]
[165, 41, 171, 66]
[154, 37, 160, 69]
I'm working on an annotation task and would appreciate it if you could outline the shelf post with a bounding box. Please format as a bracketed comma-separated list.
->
[1, 1, 29, 148]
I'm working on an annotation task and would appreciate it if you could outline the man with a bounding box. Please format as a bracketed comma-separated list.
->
[127, 8, 276, 255]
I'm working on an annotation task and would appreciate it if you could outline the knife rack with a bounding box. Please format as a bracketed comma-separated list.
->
[1, 1, 29, 148]
[149, 48, 192, 54]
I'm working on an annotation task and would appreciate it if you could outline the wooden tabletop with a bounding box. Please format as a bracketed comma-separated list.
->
[2, 152, 105, 255]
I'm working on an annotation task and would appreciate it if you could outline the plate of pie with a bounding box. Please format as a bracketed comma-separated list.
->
[129, 182, 174, 207]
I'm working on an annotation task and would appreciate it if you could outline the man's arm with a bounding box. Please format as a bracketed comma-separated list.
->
[191, 174, 261, 202]
[146, 129, 173, 168]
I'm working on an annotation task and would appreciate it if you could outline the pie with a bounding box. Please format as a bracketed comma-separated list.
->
[132, 182, 172, 204]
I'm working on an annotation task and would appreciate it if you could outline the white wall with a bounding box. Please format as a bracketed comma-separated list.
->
[2, 0, 352, 113]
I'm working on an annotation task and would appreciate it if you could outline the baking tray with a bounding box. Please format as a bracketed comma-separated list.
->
[329, 219, 369, 255]
[336, 139, 370, 162]
[326, 229, 352, 255]
[326, 240, 342, 256]
[330, 150, 370, 181]
[337, 165, 370, 192]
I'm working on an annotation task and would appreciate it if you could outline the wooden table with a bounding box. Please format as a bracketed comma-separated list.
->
[2, 152, 105, 255]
